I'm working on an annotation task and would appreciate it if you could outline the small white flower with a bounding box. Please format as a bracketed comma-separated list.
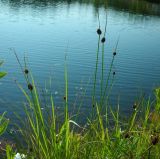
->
[119, 127, 124, 134]
[14, 153, 26, 159]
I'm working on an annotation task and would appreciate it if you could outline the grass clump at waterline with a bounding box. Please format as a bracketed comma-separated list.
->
[5, 69, 160, 159]
[1, 25, 160, 158]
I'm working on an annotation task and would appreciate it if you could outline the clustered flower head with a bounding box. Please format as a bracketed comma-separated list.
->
[24, 69, 29, 74]
[133, 103, 137, 109]
[124, 132, 130, 139]
[151, 135, 159, 145]
[113, 52, 116, 56]
[97, 28, 102, 35]
[14, 153, 26, 159]
[101, 37, 106, 43]
[28, 83, 33, 91]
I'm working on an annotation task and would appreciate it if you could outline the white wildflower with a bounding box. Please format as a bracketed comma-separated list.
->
[14, 153, 26, 159]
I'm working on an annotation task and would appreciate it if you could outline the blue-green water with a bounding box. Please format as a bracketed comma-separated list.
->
[0, 0, 160, 118]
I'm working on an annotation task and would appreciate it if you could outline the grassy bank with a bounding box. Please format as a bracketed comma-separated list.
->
[2, 74, 160, 159]
[0, 26, 160, 159]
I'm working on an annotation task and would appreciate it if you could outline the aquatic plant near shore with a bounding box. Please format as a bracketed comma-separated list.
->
[0, 112, 9, 136]
[2, 22, 159, 158]
[0, 61, 9, 136]
[0, 60, 7, 79]
[5, 45, 159, 159]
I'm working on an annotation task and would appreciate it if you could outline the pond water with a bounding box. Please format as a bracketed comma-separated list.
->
[0, 0, 160, 119]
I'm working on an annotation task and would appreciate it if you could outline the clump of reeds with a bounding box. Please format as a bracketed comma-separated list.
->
[2, 17, 160, 159]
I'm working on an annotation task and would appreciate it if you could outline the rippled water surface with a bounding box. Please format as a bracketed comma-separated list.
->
[0, 0, 160, 118]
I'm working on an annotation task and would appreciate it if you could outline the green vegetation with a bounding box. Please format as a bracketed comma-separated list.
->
[2, 68, 160, 158]
[0, 61, 7, 79]
[0, 11, 160, 158]
[0, 32, 159, 159]
[0, 61, 8, 137]
[0, 112, 9, 137]
[3, 0, 160, 16]
[0, 61, 9, 157]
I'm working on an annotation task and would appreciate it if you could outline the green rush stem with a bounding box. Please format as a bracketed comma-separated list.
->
[91, 35, 101, 120]
[64, 53, 68, 113]
[14, 51, 44, 155]
[72, 79, 90, 131]
[104, 75, 115, 108]
[64, 58, 68, 115]
[64, 55, 69, 158]
[14, 51, 37, 115]
[100, 43, 105, 100]
[13, 49, 29, 84]
[92, 35, 100, 104]
[148, 146, 152, 159]
[100, 56, 115, 106]
[100, 13, 107, 106]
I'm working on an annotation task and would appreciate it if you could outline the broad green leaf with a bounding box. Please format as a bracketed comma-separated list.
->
[0, 112, 9, 136]
[0, 119, 9, 135]
[0, 72, 7, 79]
[6, 145, 15, 159]
[0, 112, 7, 123]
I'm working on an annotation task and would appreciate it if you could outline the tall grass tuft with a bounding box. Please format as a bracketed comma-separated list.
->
[8, 50, 160, 159]
[3, 26, 160, 158]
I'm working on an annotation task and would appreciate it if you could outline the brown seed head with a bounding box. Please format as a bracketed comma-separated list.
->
[24, 69, 29, 74]
[133, 103, 137, 109]
[113, 52, 116, 56]
[151, 135, 159, 145]
[97, 28, 102, 35]
[101, 37, 106, 43]
[29, 148, 33, 152]
[63, 96, 66, 100]
[124, 133, 130, 139]
[28, 83, 33, 91]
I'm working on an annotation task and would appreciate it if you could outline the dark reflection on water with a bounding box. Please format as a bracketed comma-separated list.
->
[1, 0, 160, 16]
